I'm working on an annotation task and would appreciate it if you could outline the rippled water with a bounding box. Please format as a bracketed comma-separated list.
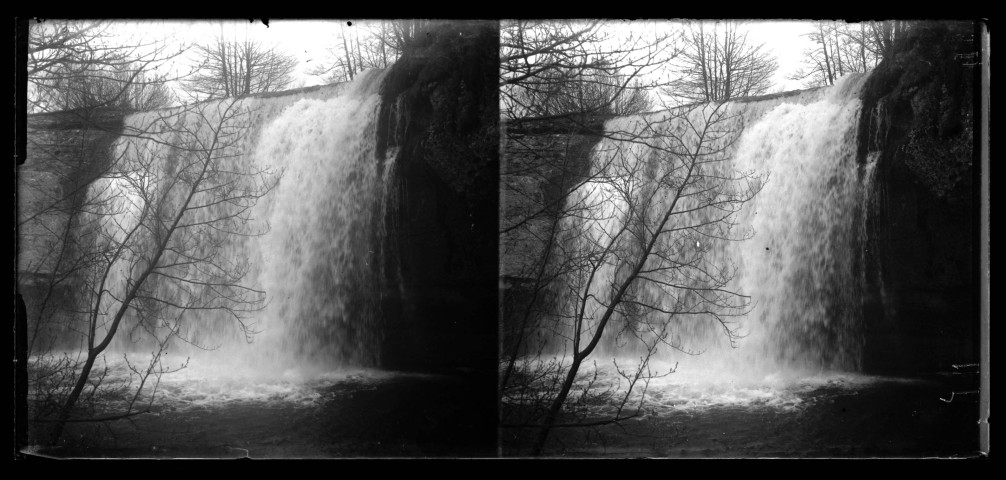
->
[32, 353, 494, 458]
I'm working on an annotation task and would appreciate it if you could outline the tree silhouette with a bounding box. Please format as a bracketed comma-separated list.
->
[22, 97, 279, 444]
[186, 35, 298, 100]
[791, 21, 913, 88]
[668, 21, 778, 103]
[503, 99, 762, 454]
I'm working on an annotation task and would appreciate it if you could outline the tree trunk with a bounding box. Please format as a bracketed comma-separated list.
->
[834, 28, 844, 77]
[245, 43, 253, 96]
[531, 355, 582, 455]
[501, 204, 564, 390]
[355, 30, 364, 72]
[341, 25, 355, 81]
[860, 25, 868, 71]
[49, 350, 99, 443]
[219, 41, 230, 98]
[380, 22, 388, 68]
[819, 25, 835, 85]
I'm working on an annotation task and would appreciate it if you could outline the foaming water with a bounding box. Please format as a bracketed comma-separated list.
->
[722, 79, 870, 374]
[85, 70, 395, 378]
[540, 74, 875, 390]
[528, 356, 904, 419]
[46, 352, 408, 414]
[639, 360, 881, 414]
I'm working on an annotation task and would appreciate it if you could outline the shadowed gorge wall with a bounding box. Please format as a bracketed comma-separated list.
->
[376, 21, 499, 372]
[858, 21, 978, 375]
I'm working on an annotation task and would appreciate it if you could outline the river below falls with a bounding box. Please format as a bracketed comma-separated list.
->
[35, 366, 496, 458]
[32, 362, 978, 458]
[504, 372, 979, 458]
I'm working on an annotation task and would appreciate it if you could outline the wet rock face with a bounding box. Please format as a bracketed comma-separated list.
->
[376, 22, 499, 372]
[860, 21, 975, 206]
[19, 111, 125, 352]
[19, 111, 124, 283]
[499, 131, 603, 356]
[858, 21, 978, 375]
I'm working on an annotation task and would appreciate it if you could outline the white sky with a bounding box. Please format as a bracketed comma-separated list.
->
[106, 20, 351, 91]
[41, 19, 823, 98]
[743, 20, 820, 92]
[590, 19, 820, 94]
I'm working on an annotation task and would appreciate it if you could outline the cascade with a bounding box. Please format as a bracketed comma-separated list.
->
[86, 71, 396, 377]
[557, 74, 876, 384]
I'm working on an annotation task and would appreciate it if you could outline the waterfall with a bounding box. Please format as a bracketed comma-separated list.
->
[86, 70, 395, 375]
[558, 74, 875, 383]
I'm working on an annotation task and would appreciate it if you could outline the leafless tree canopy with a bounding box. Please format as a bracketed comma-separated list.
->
[186, 36, 298, 100]
[24, 97, 280, 444]
[500, 20, 679, 123]
[791, 20, 913, 88]
[309, 20, 429, 83]
[28, 20, 181, 112]
[669, 21, 779, 103]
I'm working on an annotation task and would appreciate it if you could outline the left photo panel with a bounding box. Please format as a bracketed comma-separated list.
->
[15, 19, 499, 458]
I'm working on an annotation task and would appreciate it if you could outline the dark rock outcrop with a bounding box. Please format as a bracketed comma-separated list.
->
[18, 109, 126, 352]
[499, 130, 603, 357]
[19, 111, 125, 280]
[376, 21, 499, 374]
[858, 21, 979, 375]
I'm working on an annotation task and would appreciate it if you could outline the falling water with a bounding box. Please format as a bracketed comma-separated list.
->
[86, 70, 396, 380]
[558, 74, 876, 392]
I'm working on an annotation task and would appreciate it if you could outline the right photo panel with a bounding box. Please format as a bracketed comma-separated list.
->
[499, 19, 983, 458]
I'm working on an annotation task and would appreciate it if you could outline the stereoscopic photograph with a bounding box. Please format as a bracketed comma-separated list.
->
[14, 18, 987, 460]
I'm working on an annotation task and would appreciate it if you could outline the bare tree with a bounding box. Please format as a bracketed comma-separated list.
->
[504, 100, 762, 455]
[791, 20, 913, 88]
[309, 20, 431, 83]
[501, 23, 685, 422]
[501, 16, 766, 445]
[501, 20, 678, 126]
[46, 65, 175, 112]
[186, 34, 298, 100]
[791, 21, 862, 88]
[512, 70, 655, 123]
[21, 20, 188, 367]
[668, 21, 778, 103]
[501, 23, 680, 400]
[867, 20, 912, 61]
[28, 20, 183, 113]
[500, 22, 679, 327]
[27, 97, 280, 444]
[19, 20, 199, 447]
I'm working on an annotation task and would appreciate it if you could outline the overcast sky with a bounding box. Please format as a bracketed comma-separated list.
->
[41, 19, 822, 98]
[744, 20, 820, 91]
